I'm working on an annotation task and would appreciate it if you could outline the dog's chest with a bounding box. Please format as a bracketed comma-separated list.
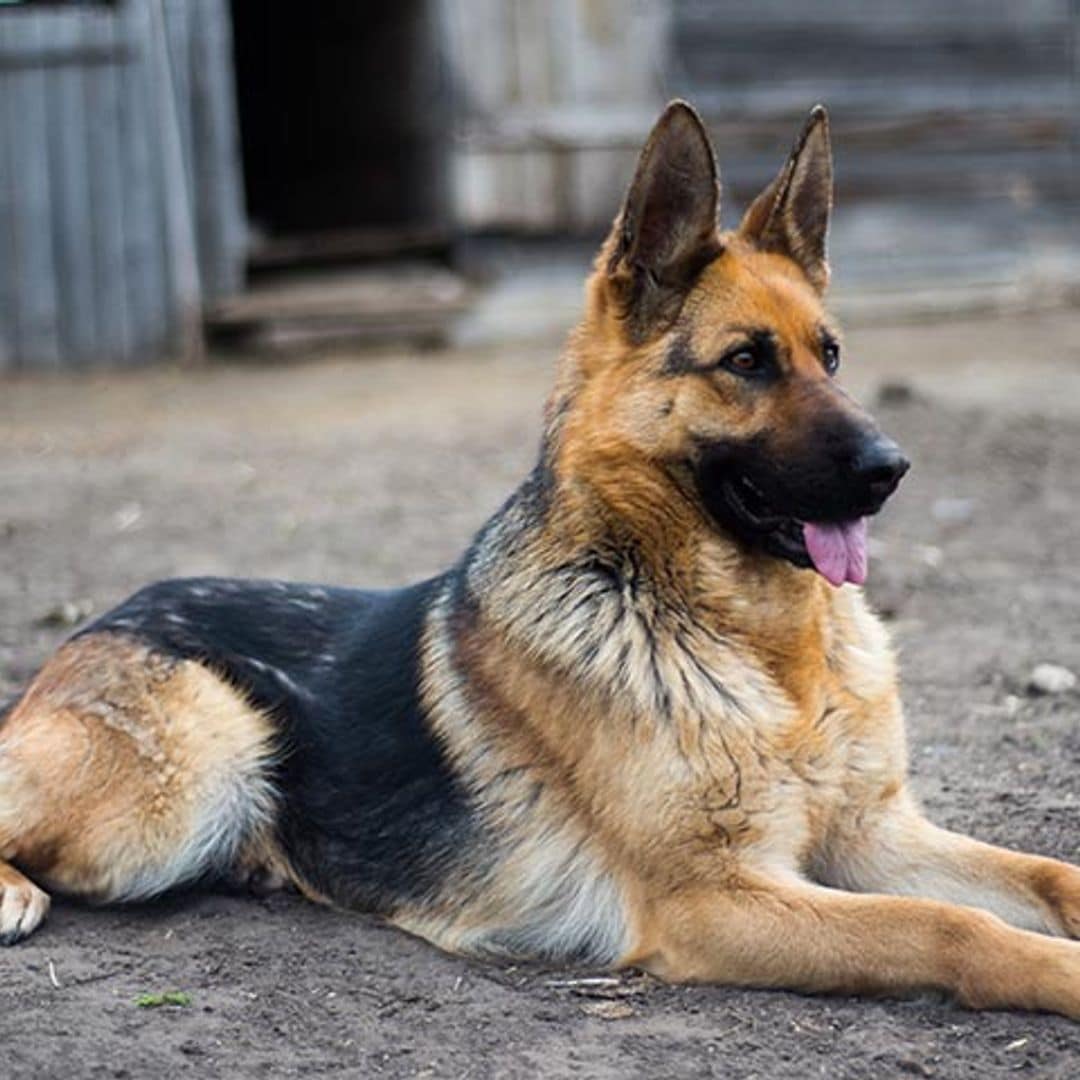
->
[608, 597, 904, 876]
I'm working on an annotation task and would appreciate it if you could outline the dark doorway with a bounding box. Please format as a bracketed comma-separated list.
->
[230, 0, 452, 268]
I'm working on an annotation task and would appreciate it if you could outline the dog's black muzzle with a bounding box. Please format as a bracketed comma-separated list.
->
[692, 422, 910, 568]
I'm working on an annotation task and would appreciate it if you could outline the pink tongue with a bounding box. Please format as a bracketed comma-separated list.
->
[802, 519, 869, 587]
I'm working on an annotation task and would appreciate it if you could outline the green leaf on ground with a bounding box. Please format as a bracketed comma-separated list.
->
[134, 990, 192, 1008]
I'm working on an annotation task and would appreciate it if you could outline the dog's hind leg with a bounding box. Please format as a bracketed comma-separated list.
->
[815, 788, 1080, 938]
[0, 633, 277, 943]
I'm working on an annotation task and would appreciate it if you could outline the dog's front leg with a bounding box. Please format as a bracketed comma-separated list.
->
[629, 876, 1080, 1017]
[817, 789, 1080, 937]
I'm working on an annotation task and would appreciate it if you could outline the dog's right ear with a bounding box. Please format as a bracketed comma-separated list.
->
[738, 106, 833, 293]
[605, 101, 721, 338]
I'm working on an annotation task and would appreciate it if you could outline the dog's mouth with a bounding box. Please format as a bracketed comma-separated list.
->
[718, 474, 870, 587]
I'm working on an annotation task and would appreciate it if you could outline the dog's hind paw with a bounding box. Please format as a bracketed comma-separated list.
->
[0, 872, 51, 945]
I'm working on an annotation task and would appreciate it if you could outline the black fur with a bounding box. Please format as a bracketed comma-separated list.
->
[663, 334, 698, 376]
[665, 328, 781, 380]
[79, 576, 482, 913]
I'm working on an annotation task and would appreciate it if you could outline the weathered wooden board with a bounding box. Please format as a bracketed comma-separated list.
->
[0, 0, 245, 371]
[441, 0, 671, 231]
[0, 20, 15, 372]
[206, 265, 473, 352]
[2, 13, 62, 369]
[444, 0, 1077, 232]
[188, 0, 246, 302]
[47, 9, 101, 367]
[85, 11, 133, 366]
[673, 0, 1076, 205]
[118, 1, 170, 367]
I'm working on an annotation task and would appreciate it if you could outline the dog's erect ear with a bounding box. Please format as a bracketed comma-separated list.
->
[606, 100, 721, 335]
[739, 106, 833, 292]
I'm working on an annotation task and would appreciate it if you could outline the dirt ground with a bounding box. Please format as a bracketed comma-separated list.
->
[1, 309, 1079, 1079]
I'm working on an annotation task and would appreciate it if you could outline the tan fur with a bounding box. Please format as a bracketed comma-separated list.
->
[0, 633, 279, 936]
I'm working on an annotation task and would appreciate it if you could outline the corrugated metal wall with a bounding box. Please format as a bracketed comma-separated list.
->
[0, 0, 245, 372]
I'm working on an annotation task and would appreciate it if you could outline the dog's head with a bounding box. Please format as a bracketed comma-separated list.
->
[560, 101, 908, 587]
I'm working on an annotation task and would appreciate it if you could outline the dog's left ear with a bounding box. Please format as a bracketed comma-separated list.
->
[606, 100, 721, 335]
[739, 106, 833, 292]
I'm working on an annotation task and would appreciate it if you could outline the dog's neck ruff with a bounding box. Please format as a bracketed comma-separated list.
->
[456, 465, 841, 728]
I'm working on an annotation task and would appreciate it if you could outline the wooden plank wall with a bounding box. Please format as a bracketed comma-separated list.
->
[0, 0, 245, 372]
[440, 0, 671, 231]
[671, 0, 1078, 206]
[444, 0, 1078, 245]
[671, 0, 1079, 292]
[184, 0, 245, 302]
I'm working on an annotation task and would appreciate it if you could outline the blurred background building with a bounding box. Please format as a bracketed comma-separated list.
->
[0, 0, 1077, 370]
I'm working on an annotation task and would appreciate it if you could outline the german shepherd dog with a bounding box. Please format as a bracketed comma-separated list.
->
[2, 103, 1080, 1017]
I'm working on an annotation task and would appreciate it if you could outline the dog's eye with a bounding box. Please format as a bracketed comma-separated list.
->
[823, 340, 841, 376]
[724, 350, 761, 374]
[713, 334, 777, 379]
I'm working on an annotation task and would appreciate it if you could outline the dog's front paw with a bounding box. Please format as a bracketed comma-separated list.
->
[0, 871, 50, 945]
[1033, 859, 1080, 939]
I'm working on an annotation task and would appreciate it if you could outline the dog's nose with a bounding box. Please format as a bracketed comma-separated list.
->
[851, 436, 910, 499]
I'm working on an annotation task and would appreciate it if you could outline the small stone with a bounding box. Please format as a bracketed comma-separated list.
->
[1028, 664, 1077, 696]
[36, 598, 94, 628]
[917, 545, 944, 568]
[112, 502, 143, 533]
[932, 497, 975, 524]
[876, 381, 917, 406]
